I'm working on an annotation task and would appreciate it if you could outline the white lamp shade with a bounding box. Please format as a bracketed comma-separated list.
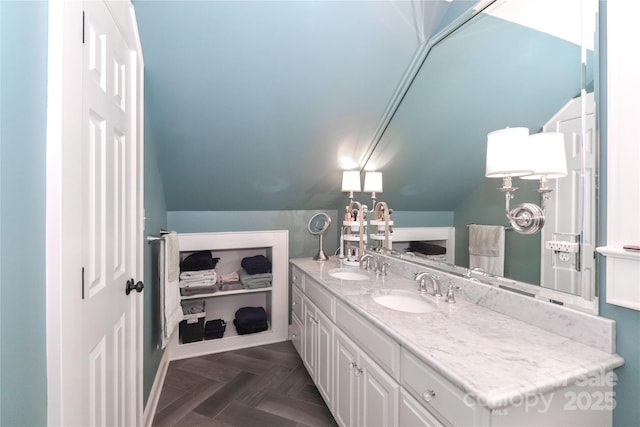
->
[485, 127, 533, 178]
[520, 132, 568, 180]
[363, 171, 383, 193]
[341, 170, 361, 192]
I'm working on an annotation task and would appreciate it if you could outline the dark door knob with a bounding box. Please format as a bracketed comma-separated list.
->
[126, 278, 144, 295]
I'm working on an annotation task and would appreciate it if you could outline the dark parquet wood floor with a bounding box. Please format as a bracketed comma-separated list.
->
[152, 341, 337, 427]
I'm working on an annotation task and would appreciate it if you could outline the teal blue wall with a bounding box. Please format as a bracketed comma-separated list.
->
[598, 4, 640, 424]
[389, 211, 453, 228]
[0, 1, 48, 425]
[142, 103, 169, 404]
[453, 179, 541, 284]
[168, 210, 339, 260]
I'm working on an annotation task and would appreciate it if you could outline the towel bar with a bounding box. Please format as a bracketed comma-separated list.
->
[466, 223, 513, 231]
[147, 230, 172, 243]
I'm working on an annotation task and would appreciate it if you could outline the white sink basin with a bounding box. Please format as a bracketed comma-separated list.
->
[328, 268, 370, 281]
[372, 290, 437, 314]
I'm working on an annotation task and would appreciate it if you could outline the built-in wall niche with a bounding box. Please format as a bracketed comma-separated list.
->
[169, 230, 289, 360]
[388, 227, 455, 265]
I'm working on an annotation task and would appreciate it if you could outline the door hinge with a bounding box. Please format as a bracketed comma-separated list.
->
[82, 11, 85, 44]
[82, 267, 85, 299]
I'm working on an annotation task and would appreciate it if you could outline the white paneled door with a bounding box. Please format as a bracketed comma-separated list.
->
[82, 1, 139, 425]
[47, 0, 143, 425]
[541, 94, 596, 303]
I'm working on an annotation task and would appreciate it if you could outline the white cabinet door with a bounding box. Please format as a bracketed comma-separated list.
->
[334, 329, 360, 427]
[302, 298, 317, 376]
[359, 351, 399, 427]
[291, 312, 303, 356]
[334, 328, 398, 427]
[303, 297, 333, 409]
[316, 309, 333, 408]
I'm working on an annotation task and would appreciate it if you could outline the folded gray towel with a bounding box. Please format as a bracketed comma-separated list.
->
[180, 284, 218, 296]
[238, 269, 273, 287]
[220, 282, 244, 292]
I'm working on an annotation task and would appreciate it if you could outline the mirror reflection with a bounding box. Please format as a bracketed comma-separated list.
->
[364, 0, 597, 312]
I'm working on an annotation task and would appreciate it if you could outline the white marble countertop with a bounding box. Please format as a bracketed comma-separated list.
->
[290, 257, 624, 410]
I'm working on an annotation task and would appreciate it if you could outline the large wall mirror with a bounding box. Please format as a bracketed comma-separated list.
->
[365, 0, 598, 313]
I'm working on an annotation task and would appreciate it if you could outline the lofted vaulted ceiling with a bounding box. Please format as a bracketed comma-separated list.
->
[134, 0, 582, 212]
[134, 0, 477, 211]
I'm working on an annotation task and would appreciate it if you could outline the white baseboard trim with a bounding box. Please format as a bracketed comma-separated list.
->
[142, 348, 170, 427]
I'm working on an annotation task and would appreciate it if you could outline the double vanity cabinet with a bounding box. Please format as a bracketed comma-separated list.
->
[290, 257, 623, 427]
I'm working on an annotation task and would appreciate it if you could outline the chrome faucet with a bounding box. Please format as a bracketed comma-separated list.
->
[360, 254, 375, 271]
[415, 272, 442, 297]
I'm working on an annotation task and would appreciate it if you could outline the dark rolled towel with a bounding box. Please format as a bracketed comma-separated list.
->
[234, 306, 267, 325]
[409, 241, 446, 256]
[233, 319, 268, 335]
[240, 255, 272, 275]
[181, 251, 220, 272]
[234, 306, 268, 335]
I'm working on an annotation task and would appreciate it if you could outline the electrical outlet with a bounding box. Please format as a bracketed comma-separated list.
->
[559, 252, 571, 262]
[545, 241, 580, 253]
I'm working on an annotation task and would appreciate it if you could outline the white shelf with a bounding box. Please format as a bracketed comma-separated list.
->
[343, 235, 366, 242]
[370, 234, 392, 241]
[596, 246, 640, 261]
[180, 286, 273, 300]
[597, 246, 640, 311]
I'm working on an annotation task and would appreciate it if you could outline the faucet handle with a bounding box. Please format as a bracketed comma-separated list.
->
[446, 284, 462, 303]
[379, 262, 390, 276]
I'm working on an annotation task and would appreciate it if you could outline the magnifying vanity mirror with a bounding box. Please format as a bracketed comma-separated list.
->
[363, 0, 598, 313]
[308, 212, 332, 261]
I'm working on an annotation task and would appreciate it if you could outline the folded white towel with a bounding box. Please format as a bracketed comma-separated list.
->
[179, 269, 217, 281]
[179, 272, 217, 285]
[179, 278, 217, 288]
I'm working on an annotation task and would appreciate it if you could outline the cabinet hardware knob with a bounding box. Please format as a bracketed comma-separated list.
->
[422, 390, 436, 402]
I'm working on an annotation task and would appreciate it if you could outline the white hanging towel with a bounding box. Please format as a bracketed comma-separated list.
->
[468, 224, 505, 276]
[161, 231, 183, 349]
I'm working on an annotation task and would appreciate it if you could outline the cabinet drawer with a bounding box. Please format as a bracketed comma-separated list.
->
[292, 286, 304, 320]
[399, 389, 444, 427]
[401, 349, 486, 426]
[335, 301, 400, 379]
[291, 265, 304, 291]
[305, 277, 334, 319]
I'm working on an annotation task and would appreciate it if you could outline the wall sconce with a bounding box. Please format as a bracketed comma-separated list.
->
[519, 132, 567, 211]
[341, 170, 361, 203]
[363, 171, 383, 212]
[485, 127, 567, 234]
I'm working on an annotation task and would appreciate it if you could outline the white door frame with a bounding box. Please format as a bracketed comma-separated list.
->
[46, 1, 145, 425]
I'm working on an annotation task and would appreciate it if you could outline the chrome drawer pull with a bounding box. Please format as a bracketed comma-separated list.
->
[422, 389, 436, 402]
